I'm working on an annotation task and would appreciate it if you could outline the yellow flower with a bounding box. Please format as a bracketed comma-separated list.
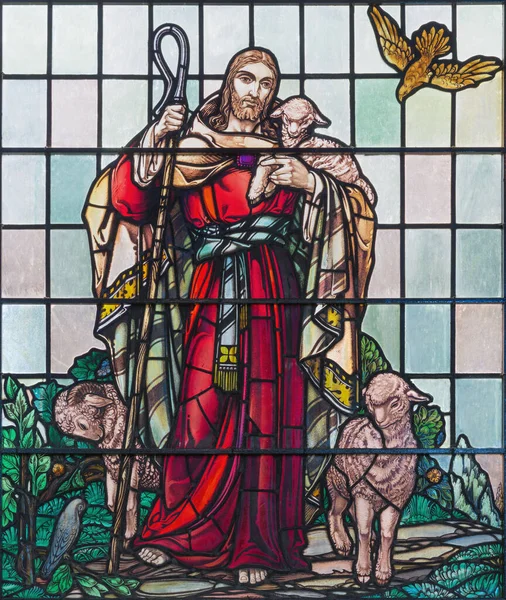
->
[426, 468, 442, 484]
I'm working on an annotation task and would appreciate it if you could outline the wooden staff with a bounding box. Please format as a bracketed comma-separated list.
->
[108, 23, 189, 575]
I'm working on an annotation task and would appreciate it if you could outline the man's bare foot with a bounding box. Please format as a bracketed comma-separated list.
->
[137, 547, 170, 566]
[238, 568, 268, 585]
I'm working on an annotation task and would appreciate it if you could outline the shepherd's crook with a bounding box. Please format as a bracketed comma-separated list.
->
[108, 23, 189, 575]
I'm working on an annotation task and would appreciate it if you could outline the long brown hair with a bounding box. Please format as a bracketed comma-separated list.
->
[208, 48, 279, 135]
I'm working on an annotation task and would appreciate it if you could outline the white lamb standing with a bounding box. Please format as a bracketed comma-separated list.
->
[326, 372, 431, 586]
[247, 96, 376, 206]
[54, 381, 160, 540]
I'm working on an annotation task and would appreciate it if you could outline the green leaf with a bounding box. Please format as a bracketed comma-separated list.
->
[140, 491, 156, 509]
[2, 583, 23, 596]
[84, 481, 105, 506]
[75, 575, 108, 598]
[35, 473, 48, 495]
[56, 469, 86, 495]
[429, 561, 496, 589]
[2, 427, 17, 448]
[12, 587, 46, 598]
[458, 572, 502, 597]
[360, 333, 390, 386]
[38, 497, 65, 517]
[69, 349, 111, 382]
[450, 543, 502, 562]
[3, 401, 19, 423]
[5, 376, 21, 401]
[413, 405, 446, 449]
[22, 410, 35, 431]
[31, 381, 64, 424]
[14, 388, 29, 418]
[402, 582, 455, 598]
[2, 527, 18, 552]
[83, 506, 113, 528]
[72, 545, 109, 563]
[20, 429, 34, 449]
[35, 516, 55, 547]
[77, 525, 111, 546]
[2, 494, 17, 527]
[46, 564, 74, 595]
[2, 552, 22, 583]
[103, 576, 131, 596]
[2, 454, 20, 483]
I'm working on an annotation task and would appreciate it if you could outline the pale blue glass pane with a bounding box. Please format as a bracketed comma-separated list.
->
[2, 305, 46, 373]
[278, 80, 300, 100]
[411, 378, 451, 414]
[51, 155, 96, 224]
[405, 88, 451, 147]
[52, 80, 98, 147]
[2, 81, 47, 147]
[405, 230, 451, 298]
[456, 155, 503, 224]
[304, 80, 350, 145]
[51, 305, 105, 373]
[456, 230, 502, 298]
[53, 5, 97, 74]
[405, 305, 450, 373]
[204, 6, 249, 74]
[405, 6, 452, 38]
[153, 79, 200, 113]
[2, 230, 45, 298]
[362, 305, 400, 371]
[2, 155, 45, 224]
[357, 154, 400, 224]
[203, 80, 221, 101]
[254, 6, 299, 74]
[354, 6, 400, 74]
[102, 80, 148, 147]
[103, 5, 148, 75]
[456, 379, 502, 448]
[355, 80, 400, 147]
[305, 6, 349, 74]
[51, 231, 93, 298]
[2, 6, 47, 74]
[154, 5, 200, 75]
[458, 5, 504, 60]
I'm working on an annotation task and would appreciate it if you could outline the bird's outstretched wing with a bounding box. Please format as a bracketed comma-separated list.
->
[368, 5, 414, 72]
[430, 57, 502, 90]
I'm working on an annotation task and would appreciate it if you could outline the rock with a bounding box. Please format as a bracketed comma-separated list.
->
[304, 526, 334, 557]
[396, 523, 460, 541]
[275, 591, 326, 599]
[449, 435, 502, 528]
[447, 533, 501, 547]
[137, 579, 215, 597]
[311, 560, 353, 575]
[394, 544, 456, 562]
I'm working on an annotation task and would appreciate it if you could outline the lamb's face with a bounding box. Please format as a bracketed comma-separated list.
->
[71, 403, 106, 442]
[368, 394, 410, 430]
[271, 97, 330, 147]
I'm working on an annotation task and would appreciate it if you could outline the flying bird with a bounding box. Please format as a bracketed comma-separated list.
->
[40, 498, 87, 580]
[368, 4, 503, 102]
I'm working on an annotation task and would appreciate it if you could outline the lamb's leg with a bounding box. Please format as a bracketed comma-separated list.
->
[106, 470, 117, 513]
[326, 465, 352, 556]
[375, 506, 400, 586]
[354, 496, 375, 585]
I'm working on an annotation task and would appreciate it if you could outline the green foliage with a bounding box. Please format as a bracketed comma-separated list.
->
[402, 582, 455, 598]
[416, 455, 453, 511]
[450, 543, 502, 562]
[69, 348, 113, 383]
[2, 527, 19, 552]
[2, 426, 17, 448]
[2, 552, 22, 584]
[360, 333, 390, 385]
[429, 562, 497, 589]
[46, 564, 74, 595]
[76, 525, 111, 547]
[5, 376, 21, 401]
[38, 497, 65, 517]
[75, 575, 108, 598]
[55, 468, 86, 495]
[2, 453, 20, 483]
[2, 475, 18, 526]
[457, 572, 502, 597]
[413, 405, 446, 449]
[401, 494, 450, 526]
[2, 583, 24, 597]
[73, 545, 109, 563]
[85, 481, 106, 506]
[3, 386, 36, 448]
[11, 587, 47, 598]
[30, 380, 64, 424]
[102, 576, 140, 596]
[28, 454, 51, 495]
[82, 505, 113, 528]
[35, 516, 55, 547]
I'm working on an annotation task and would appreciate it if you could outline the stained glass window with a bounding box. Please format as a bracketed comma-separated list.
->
[1, 2, 504, 599]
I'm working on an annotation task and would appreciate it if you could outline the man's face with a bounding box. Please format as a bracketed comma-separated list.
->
[231, 62, 275, 121]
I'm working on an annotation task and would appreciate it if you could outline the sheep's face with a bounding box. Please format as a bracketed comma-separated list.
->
[271, 97, 330, 146]
[364, 372, 431, 430]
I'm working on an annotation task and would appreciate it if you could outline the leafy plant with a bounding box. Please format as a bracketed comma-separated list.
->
[400, 494, 451, 525]
[450, 543, 502, 563]
[457, 572, 502, 597]
[69, 348, 113, 383]
[402, 582, 456, 598]
[360, 333, 390, 385]
[413, 404, 446, 449]
[429, 561, 497, 589]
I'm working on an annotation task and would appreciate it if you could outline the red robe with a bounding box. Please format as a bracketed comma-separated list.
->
[111, 155, 309, 571]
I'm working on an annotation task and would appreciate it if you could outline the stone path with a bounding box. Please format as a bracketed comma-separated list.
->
[82, 521, 501, 599]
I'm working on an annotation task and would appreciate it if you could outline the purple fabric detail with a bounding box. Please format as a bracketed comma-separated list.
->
[236, 154, 256, 169]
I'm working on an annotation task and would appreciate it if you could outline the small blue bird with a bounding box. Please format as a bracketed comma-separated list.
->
[40, 498, 87, 580]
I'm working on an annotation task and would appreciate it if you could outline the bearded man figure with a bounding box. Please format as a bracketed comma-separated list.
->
[84, 47, 376, 585]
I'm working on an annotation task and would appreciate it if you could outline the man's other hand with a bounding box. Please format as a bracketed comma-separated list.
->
[154, 104, 186, 143]
[262, 155, 316, 194]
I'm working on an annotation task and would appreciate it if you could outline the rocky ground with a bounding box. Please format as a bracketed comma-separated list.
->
[78, 521, 502, 599]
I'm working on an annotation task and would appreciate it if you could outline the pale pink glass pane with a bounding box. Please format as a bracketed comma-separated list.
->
[456, 304, 503, 373]
[367, 229, 400, 298]
[405, 155, 451, 224]
[1, 230, 45, 297]
[51, 304, 105, 372]
[52, 80, 98, 147]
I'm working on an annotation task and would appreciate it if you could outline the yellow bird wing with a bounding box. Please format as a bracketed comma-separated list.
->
[430, 57, 502, 90]
[368, 5, 414, 72]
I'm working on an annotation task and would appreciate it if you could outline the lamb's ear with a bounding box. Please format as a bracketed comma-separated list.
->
[406, 389, 432, 403]
[83, 394, 114, 408]
[313, 107, 331, 127]
[270, 106, 284, 119]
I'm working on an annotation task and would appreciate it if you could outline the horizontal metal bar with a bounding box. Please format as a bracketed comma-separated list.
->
[0, 146, 505, 154]
[1, 447, 505, 456]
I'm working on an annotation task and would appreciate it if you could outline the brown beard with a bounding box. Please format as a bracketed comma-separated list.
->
[231, 90, 264, 122]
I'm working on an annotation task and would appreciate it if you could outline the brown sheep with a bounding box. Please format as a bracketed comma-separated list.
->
[54, 382, 159, 540]
[326, 372, 431, 586]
